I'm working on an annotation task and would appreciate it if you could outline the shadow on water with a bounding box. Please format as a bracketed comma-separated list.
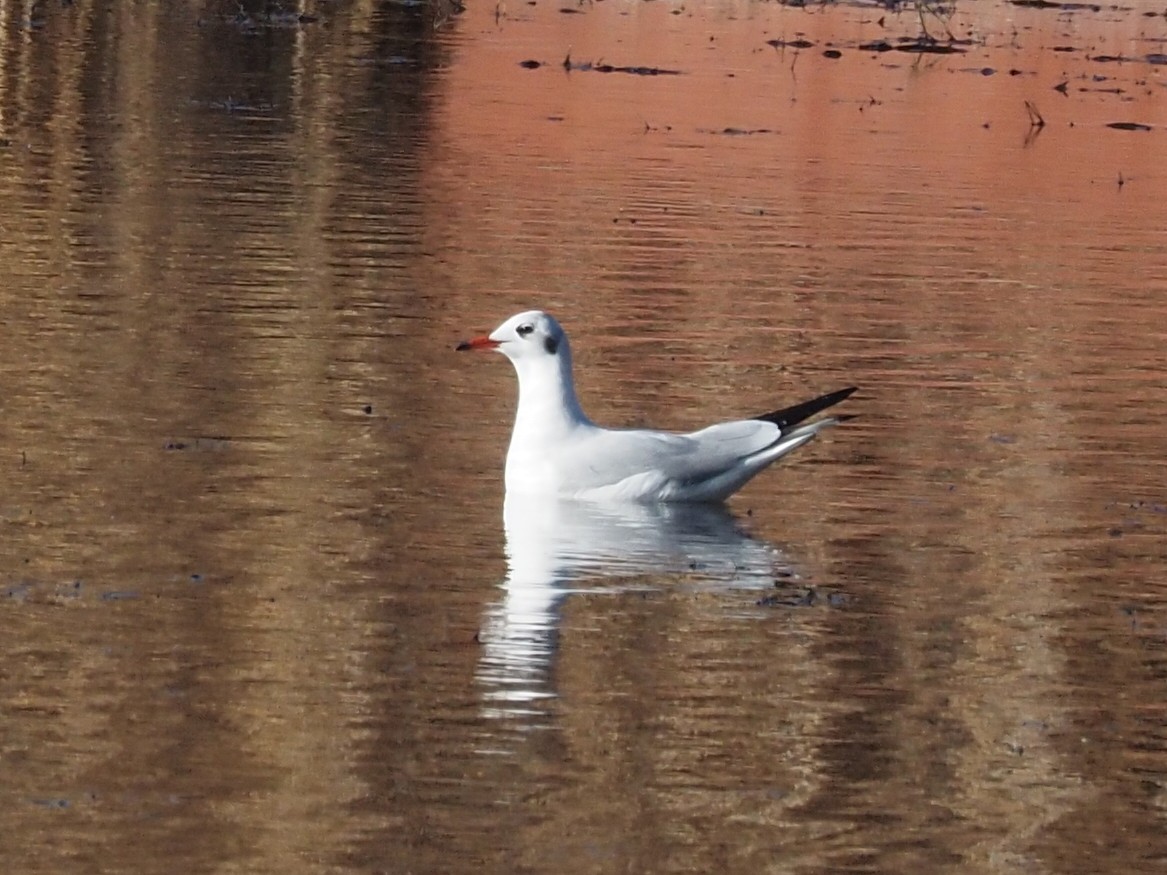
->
[476, 496, 799, 727]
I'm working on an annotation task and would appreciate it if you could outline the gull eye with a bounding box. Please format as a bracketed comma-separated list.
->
[516, 323, 534, 338]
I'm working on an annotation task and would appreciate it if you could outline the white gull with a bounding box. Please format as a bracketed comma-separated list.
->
[457, 310, 856, 502]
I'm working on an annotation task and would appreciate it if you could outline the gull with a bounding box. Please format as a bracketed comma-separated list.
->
[457, 310, 856, 502]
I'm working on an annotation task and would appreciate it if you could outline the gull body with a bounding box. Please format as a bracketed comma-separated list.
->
[457, 310, 856, 503]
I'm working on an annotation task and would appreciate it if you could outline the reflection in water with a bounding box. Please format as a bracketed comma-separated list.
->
[477, 496, 793, 724]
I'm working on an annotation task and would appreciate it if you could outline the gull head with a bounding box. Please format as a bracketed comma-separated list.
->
[456, 310, 568, 364]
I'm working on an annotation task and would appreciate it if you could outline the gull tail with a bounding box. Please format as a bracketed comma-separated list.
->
[684, 387, 858, 501]
[754, 386, 858, 432]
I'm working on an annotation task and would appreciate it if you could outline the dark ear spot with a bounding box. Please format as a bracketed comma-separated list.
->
[544, 335, 559, 355]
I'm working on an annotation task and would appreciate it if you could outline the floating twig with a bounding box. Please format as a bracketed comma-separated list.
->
[1024, 100, 1046, 127]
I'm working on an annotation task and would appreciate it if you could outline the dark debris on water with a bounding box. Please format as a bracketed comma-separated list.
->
[858, 38, 969, 54]
[6, 573, 221, 604]
[700, 127, 778, 136]
[1091, 53, 1167, 65]
[756, 583, 847, 609]
[767, 38, 815, 50]
[1009, 0, 1103, 10]
[163, 436, 233, 452]
[519, 58, 682, 76]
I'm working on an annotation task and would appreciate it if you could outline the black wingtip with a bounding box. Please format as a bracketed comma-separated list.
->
[754, 386, 858, 431]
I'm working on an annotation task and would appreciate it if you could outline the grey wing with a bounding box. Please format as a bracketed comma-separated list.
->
[563, 420, 782, 487]
[669, 420, 784, 479]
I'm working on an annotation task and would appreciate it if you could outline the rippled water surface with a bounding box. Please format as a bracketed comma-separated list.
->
[2, 1, 1166, 873]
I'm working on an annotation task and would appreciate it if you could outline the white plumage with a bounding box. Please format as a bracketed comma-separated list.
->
[458, 310, 856, 502]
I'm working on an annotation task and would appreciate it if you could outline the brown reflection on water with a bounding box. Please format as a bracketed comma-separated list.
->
[1, 1, 1166, 874]
[1, 3, 464, 873]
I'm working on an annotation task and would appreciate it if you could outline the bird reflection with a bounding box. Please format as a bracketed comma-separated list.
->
[476, 495, 797, 726]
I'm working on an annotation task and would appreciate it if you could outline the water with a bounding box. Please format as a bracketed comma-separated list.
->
[2, 1, 1166, 872]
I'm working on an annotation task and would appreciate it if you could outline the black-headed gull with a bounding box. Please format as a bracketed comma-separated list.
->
[457, 310, 856, 502]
